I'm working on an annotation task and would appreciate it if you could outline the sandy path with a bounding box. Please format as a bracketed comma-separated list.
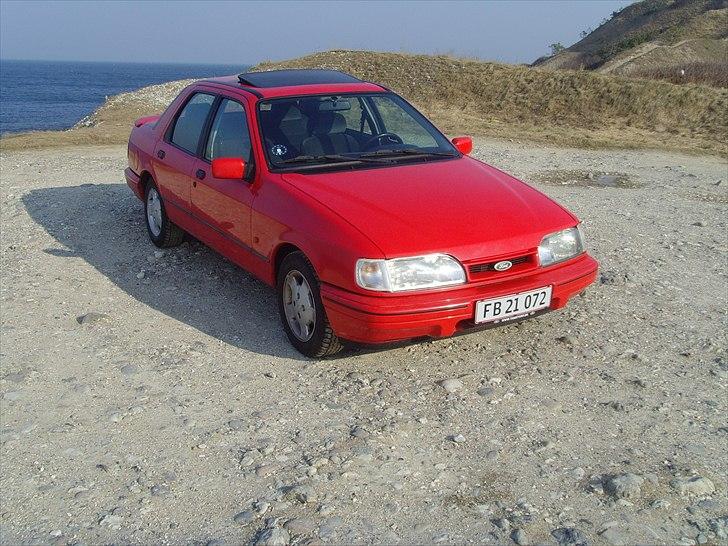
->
[1, 140, 726, 545]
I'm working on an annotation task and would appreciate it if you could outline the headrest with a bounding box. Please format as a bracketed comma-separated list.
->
[281, 106, 303, 122]
[311, 113, 346, 135]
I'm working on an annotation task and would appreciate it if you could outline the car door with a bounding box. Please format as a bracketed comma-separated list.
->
[153, 92, 216, 213]
[192, 97, 255, 251]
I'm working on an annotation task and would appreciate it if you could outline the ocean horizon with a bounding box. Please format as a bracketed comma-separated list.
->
[0, 59, 250, 134]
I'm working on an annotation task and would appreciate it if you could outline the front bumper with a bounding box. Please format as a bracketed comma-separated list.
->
[321, 253, 598, 344]
[125, 167, 144, 200]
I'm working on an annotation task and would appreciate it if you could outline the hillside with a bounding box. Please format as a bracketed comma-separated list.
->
[535, 0, 728, 84]
[1, 50, 726, 155]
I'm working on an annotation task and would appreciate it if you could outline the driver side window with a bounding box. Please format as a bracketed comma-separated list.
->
[204, 99, 251, 161]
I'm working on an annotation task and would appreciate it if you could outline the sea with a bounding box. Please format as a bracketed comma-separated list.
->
[0, 59, 249, 134]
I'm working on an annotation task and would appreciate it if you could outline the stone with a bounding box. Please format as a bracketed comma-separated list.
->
[150, 484, 170, 496]
[551, 527, 588, 546]
[256, 464, 280, 478]
[511, 528, 527, 544]
[451, 434, 466, 443]
[670, 476, 715, 496]
[228, 419, 245, 430]
[477, 387, 494, 397]
[290, 484, 316, 504]
[120, 363, 138, 375]
[604, 473, 644, 499]
[76, 312, 109, 324]
[440, 378, 463, 393]
[253, 526, 290, 546]
[233, 510, 256, 526]
[284, 517, 315, 535]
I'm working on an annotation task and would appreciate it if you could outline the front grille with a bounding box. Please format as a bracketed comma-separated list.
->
[469, 255, 530, 274]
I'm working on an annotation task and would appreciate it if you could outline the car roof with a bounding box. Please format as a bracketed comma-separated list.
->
[200, 69, 387, 99]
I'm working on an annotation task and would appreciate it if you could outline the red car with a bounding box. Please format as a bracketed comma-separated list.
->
[125, 69, 598, 357]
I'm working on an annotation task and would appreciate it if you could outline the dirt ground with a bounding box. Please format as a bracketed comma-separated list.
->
[0, 139, 726, 546]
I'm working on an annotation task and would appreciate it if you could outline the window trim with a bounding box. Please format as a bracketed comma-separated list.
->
[201, 96, 253, 163]
[164, 91, 218, 156]
[199, 94, 256, 181]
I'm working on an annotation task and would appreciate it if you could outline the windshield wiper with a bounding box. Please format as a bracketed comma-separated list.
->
[279, 154, 390, 165]
[360, 148, 458, 159]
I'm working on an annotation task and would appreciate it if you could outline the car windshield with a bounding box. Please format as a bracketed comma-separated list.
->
[257, 93, 458, 170]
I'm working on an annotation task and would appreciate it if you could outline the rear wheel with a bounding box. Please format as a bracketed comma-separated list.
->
[277, 252, 343, 358]
[144, 181, 185, 248]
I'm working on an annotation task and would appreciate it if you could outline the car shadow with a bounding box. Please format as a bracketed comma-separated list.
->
[23, 183, 314, 360]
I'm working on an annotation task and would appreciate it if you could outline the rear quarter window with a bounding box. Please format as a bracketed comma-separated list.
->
[169, 92, 215, 154]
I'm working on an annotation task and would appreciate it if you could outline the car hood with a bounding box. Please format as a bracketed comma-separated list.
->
[281, 157, 577, 261]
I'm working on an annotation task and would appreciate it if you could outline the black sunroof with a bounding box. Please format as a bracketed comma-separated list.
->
[237, 69, 361, 88]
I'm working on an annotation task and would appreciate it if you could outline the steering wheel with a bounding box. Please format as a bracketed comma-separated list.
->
[363, 132, 404, 150]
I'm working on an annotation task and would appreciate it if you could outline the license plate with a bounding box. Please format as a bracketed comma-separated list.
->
[474, 286, 552, 324]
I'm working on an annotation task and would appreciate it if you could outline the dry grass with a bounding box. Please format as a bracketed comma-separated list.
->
[627, 60, 728, 87]
[2, 50, 726, 155]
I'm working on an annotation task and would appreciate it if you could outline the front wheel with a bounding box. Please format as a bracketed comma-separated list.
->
[277, 252, 343, 358]
[144, 181, 185, 248]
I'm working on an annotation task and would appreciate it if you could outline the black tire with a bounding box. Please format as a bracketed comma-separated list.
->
[277, 252, 343, 358]
[144, 180, 185, 248]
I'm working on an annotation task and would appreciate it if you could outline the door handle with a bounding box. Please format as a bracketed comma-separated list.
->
[195, 169, 206, 180]
[157, 149, 166, 159]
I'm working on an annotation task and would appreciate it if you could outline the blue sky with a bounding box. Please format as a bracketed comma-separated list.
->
[0, 0, 632, 65]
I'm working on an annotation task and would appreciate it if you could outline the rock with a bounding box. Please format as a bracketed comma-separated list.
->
[598, 523, 628, 546]
[284, 517, 315, 535]
[136, 270, 145, 279]
[150, 484, 170, 496]
[99, 514, 123, 529]
[120, 363, 138, 375]
[233, 510, 256, 526]
[477, 387, 494, 397]
[692, 221, 705, 227]
[290, 484, 316, 504]
[350, 426, 369, 439]
[440, 378, 463, 393]
[651, 499, 670, 509]
[154, 250, 165, 259]
[709, 516, 727, 539]
[76, 312, 108, 324]
[228, 419, 245, 430]
[451, 434, 466, 443]
[256, 464, 280, 478]
[569, 467, 586, 480]
[671, 476, 715, 496]
[494, 518, 510, 531]
[253, 526, 290, 546]
[551, 527, 588, 546]
[511, 528, 527, 544]
[604, 473, 644, 499]
[3, 391, 23, 401]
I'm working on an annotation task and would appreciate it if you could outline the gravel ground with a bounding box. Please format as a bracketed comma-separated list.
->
[1, 139, 726, 545]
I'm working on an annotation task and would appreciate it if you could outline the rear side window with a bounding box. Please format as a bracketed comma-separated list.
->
[170, 93, 215, 154]
[204, 99, 252, 161]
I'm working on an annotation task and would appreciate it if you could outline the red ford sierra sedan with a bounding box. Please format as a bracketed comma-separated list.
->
[125, 69, 598, 357]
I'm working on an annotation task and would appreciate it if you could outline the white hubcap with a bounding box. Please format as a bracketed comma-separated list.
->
[146, 187, 163, 237]
[283, 270, 316, 342]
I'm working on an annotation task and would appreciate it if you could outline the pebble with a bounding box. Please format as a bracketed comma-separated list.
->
[120, 363, 138, 375]
[440, 378, 463, 393]
[670, 476, 715, 496]
[76, 311, 108, 324]
[451, 434, 466, 443]
[228, 419, 245, 430]
[511, 528, 527, 545]
[604, 473, 644, 499]
[284, 517, 315, 535]
[150, 484, 170, 496]
[290, 484, 316, 504]
[256, 464, 280, 478]
[233, 510, 256, 526]
[253, 526, 290, 546]
[477, 387, 494, 397]
[551, 527, 587, 546]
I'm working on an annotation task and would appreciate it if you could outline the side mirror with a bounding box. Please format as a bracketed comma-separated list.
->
[452, 136, 473, 155]
[212, 157, 246, 179]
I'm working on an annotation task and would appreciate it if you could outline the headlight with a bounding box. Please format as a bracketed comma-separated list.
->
[356, 253, 466, 292]
[538, 226, 585, 267]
